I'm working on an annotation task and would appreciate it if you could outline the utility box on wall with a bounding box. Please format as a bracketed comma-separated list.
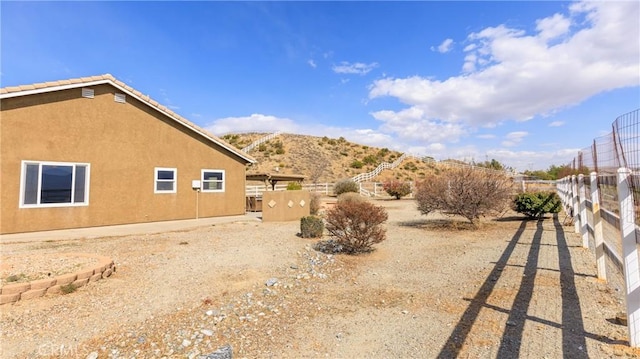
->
[261, 190, 310, 222]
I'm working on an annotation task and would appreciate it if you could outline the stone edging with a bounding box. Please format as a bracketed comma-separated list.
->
[0, 253, 115, 305]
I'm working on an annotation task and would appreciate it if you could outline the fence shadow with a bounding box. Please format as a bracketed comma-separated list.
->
[436, 220, 528, 358]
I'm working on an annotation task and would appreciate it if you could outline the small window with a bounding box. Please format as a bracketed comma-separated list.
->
[201, 169, 225, 192]
[155, 167, 177, 193]
[20, 161, 90, 208]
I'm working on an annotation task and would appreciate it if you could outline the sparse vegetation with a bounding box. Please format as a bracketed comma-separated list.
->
[333, 179, 359, 196]
[309, 192, 322, 215]
[61, 283, 77, 294]
[350, 160, 364, 169]
[300, 216, 324, 238]
[323, 200, 388, 254]
[286, 182, 302, 190]
[414, 167, 513, 226]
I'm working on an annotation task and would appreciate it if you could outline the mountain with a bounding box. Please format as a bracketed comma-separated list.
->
[222, 133, 437, 183]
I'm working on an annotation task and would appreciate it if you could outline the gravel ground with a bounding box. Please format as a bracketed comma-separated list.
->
[1, 199, 639, 358]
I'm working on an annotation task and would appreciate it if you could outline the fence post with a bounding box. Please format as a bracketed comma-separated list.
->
[590, 172, 607, 280]
[578, 174, 589, 248]
[616, 167, 640, 347]
[572, 175, 580, 233]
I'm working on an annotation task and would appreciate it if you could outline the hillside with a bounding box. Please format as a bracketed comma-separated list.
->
[221, 133, 437, 183]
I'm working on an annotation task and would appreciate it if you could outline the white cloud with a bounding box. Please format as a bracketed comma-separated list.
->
[205, 114, 299, 135]
[371, 108, 468, 143]
[502, 131, 528, 147]
[307, 59, 317, 68]
[549, 120, 565, 127]
[368, 1, 639, 143]
[432, 38, 454, 53]
[332, 61, 379, 75]
[477, 134, 496, 139]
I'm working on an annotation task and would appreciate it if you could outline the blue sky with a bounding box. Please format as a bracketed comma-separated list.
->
[2, 1, 638, 172]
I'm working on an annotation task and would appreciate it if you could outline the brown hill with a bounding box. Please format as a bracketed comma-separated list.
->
[221, 133, 437, 183]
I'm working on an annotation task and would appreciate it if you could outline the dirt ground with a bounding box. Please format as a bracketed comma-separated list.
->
[1, 199, 638, 358]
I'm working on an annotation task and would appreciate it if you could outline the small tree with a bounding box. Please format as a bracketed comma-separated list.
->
[383, 180, 412, 199]
[334, 179, 359, 196]
[414, 167, 512, 226]
[325, 200, 388, 254]
[513, 191, 562, 218]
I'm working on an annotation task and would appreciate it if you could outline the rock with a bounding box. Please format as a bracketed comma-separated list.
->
[182, 339, 192, 347]
[200, 344, 233, 359]
[265, 278, 278, 287]
[86, 352, 99, 359]
[201, 329, 214, 337]
[206, 310, 214, 316]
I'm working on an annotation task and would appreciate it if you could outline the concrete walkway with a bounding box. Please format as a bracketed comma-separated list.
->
[0, 213, 262, 243]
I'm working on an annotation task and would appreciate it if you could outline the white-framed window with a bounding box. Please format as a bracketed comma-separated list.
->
[201, 169, 225, 192]
[155, 167, 177, 193]
[19, 161, 90, 208]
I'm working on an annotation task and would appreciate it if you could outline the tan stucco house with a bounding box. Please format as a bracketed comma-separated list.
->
[0, 74, 256, 234]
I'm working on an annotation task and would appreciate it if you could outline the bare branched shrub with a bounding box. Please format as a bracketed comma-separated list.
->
[414, 167, 513, 226]
[383, 179, 412, 199]
[309, 192, 322, 215]
[325, 200, 388, 254]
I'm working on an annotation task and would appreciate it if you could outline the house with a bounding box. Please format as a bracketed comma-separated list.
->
[0, 74, 256, 234]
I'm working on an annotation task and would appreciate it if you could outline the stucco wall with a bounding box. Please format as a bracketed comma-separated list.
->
[261, 191, 311, 222]
[1, 84, 248, 234]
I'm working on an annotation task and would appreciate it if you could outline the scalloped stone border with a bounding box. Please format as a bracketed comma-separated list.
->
[0, 253, 115, 305]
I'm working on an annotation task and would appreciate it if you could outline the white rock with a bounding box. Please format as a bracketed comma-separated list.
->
[86, 352, 99, 359]
[201, 329, 214, 337]
[182, 339, 192, 347]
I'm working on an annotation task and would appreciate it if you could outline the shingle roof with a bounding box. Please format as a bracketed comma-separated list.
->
[0, 74, 256, 164]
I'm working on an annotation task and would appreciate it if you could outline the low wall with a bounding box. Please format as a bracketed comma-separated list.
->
[0, 253, 115, 305]
[262, 190, 310, 222]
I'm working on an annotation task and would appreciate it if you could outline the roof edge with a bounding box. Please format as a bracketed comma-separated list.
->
[1, 74, 256, 164]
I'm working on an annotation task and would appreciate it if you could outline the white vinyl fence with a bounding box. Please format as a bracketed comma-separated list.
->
[557, 171, 640, 347]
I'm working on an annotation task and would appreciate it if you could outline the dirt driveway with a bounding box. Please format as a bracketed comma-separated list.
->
[1, 199, 637, 358]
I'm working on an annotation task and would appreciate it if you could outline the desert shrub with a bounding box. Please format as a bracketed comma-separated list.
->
[383, 180, 412, 199]
[337, 192, 365, 203]
[350, 160, 363, 169]
[258, 144, 267, 152]
[334, 179, 359, 196]
[414, 167, 513, 226]
[275, 148, 285, 155]
[61, 283, 77, 294]
[300, 216, 324, 238]
[363, 155, 377, 165]
[513, 191, 562, 218]
[286, 182, 302, 190]
[309, 192, 322, 215]
[324, 200, 388, 254]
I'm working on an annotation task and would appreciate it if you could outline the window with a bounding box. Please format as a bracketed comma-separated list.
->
[155, 167, 177, 193]
[20, 161, 90, 208]
[201, 169, 225, 192]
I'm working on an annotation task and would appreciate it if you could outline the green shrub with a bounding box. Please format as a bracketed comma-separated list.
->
[324, 200, 388, 254]
[363, 155, 377, 165]
[275, 148, 285, 155]
[334, 179, 359, 196]
[258, 144, 267, 152]
[286, 182, 302, 190]
[383, 180, 412, 199]
[513, 191, 562, 218]
[350, 160, 364, 169]
[301, 216, 324, 238]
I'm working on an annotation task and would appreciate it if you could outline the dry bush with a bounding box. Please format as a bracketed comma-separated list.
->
[324, 200, 388, 254]
[414, 167, 513, 226]
[309, 192, 322, 215]
[383, 179, 412, 199]
[333, 179, 359, 196]
[337, 192, 366, 203]
[300, 215, 324, 238]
